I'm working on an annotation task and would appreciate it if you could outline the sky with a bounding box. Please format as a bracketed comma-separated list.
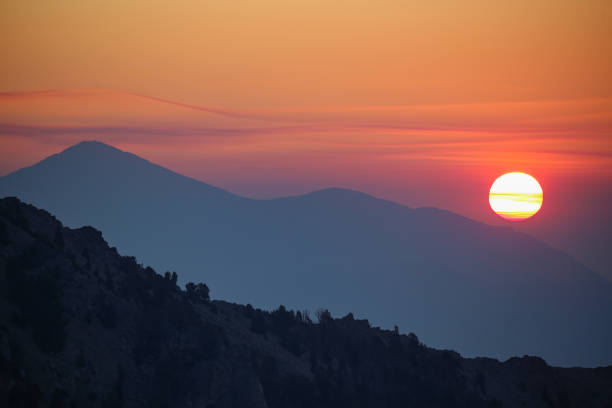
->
[0, 0, 611, 276]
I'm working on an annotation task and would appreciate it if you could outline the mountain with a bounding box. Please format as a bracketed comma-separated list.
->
[2, 197, 612, 408]
[1, 141, 611, 367]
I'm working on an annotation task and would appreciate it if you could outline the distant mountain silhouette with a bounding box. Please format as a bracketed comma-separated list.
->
[1, 141, 611, 367]
[2, 197, 611, 407]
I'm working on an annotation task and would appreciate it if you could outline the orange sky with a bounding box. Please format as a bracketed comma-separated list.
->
[1, 0, 611, 105]
[0, 0, 611, 275]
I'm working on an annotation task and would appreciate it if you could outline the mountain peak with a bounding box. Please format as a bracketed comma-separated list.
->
[21, 139, 153, 176]
[59, 140, 126, 156]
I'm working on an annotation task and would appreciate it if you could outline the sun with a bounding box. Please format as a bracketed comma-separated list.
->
[489, 172, 543, 221]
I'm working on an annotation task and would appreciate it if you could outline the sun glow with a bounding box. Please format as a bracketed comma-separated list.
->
[489, 172, 543, 221]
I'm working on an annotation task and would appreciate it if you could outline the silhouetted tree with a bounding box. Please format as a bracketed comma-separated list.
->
[316, 309, 332, 325]
[163, 271, 178, 286]
[244, 303, 255, 318]
[185, 282, 210, 303]
[302, 310, 312, 324]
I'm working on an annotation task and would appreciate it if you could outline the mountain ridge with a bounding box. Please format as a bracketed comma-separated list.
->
[0, 141, 560, 239]
[1, 141, 611, 367]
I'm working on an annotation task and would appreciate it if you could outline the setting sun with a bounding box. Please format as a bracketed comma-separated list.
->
[489, 172, 543, 221]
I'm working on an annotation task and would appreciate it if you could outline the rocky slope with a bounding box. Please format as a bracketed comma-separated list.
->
[1, 197, 611, 408]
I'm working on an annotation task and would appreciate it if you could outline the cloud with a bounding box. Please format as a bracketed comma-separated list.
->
[0, 122, 320, 139]
[1, 89, 610, 173]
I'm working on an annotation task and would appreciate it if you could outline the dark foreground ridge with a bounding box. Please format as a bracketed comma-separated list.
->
[1, 197, 611, 408]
